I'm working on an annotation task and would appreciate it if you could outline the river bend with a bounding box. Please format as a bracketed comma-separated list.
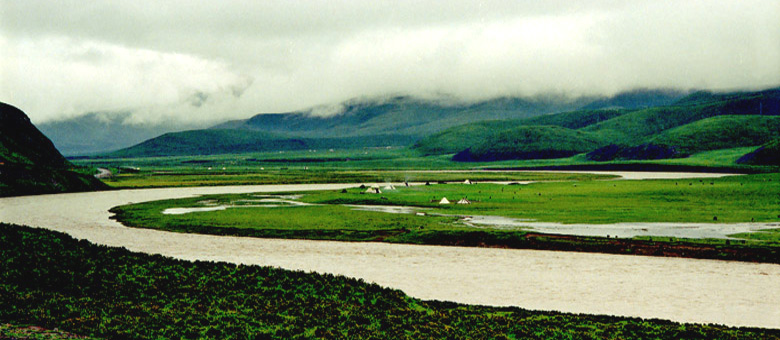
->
[1, 179, 778, 329]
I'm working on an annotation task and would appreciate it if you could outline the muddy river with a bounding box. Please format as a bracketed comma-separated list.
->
[1, 176, 778, 329]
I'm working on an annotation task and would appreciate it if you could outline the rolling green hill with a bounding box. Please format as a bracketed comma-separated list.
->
[452, 126, 605, 162]
[649, 115, 780, 154]
[222, 95, 589, 138]
[414, 87, 779, 163]
[0, 103, 107, 196]
[109, 129, 418, 157]
[581, 88, 779, 144]
[414, 109, 629, 155]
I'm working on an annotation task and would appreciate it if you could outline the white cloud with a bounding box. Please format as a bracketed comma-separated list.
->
[1, 37, 253, 123]
[1, 0, 778, 123]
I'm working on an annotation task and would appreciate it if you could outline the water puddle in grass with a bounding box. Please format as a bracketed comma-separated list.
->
[461, 217, 776, 239]
[162, 196, 315, 215]
[252, 194, 304, 200]
[346, 205, 422, 214]
[162, 206, 228, 215]
[327, 204, 776, 240]
[164, 196, 775, 240]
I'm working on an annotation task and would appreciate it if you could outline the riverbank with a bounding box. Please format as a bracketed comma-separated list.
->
[2, 223, 778, 339]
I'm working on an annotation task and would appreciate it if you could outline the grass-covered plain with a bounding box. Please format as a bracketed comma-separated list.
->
[2, 223, 778, 339]
[87, 154, 614, 189]
[74, 144, 778, 189]
[110, 173, 780, 263]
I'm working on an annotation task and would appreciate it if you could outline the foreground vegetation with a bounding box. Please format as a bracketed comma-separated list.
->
[110, 173, 780, 263]
[2, 223, 777, 339]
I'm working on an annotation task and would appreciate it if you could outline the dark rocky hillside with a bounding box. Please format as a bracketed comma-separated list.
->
[0, 103, 107, 196]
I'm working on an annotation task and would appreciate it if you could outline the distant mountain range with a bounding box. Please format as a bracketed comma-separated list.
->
[38, 112, 206, 156]
[9, 86, 779, 168]
[108, 89, 688, 157]
[418, 88, 780, 164]
[0, 103, 106, 196]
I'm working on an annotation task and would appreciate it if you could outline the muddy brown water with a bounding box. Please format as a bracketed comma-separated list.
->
[1, 177, 778, 329]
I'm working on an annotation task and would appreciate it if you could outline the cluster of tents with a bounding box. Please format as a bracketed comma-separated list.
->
[437, 197, 471, 205]
[361, 180, 474, 205]
[364, 184, 396, 194]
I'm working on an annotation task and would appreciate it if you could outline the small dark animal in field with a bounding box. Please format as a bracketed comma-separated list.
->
[713, 216, 718, 221]
[341, 189, 347, 193]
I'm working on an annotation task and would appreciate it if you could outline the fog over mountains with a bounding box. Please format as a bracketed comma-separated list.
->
[107, 87, 779, 162]
[3, 1, 778, 126]
[38, 112, 207, 156]
[40, 89, 686, 156]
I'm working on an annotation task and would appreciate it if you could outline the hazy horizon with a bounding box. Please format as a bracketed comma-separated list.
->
[2, 0, 779, 124]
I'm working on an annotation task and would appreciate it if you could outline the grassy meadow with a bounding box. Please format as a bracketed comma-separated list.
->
[110, 172, 780, 263]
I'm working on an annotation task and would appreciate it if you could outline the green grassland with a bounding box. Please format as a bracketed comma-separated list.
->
[73, 143, 778, 189]
[2, 223, 777, 339]
[74, 148, 618, 188]
[110, 173, 780, 262]
[99, 168, 610, 189]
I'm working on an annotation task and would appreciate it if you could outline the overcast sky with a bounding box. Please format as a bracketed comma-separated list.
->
[2, 0, 779, 124]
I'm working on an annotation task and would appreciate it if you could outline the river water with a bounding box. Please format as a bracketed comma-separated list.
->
[1, 178, 778, 329]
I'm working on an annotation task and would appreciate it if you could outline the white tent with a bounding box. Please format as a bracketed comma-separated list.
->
[439, 197, 451, 204]
[456, 198, 471, 204]
[365, 186, 382, 194]
[463, 179, 473, 184]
